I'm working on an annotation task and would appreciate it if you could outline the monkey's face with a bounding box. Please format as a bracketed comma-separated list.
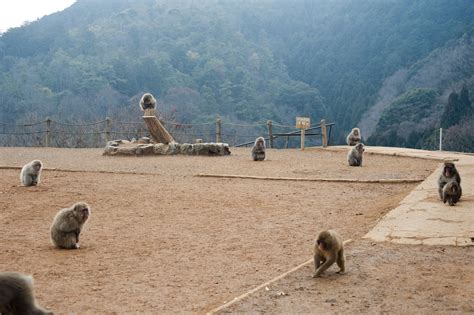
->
[316, 232, 332, 252]
[356, 144, 365, 153]
[443, 163, 456, 178]
[353, 130, 359, 136]
[143, 95, 151, 104]
[33, 161, 42, 171]
[74, 203, 90, 222]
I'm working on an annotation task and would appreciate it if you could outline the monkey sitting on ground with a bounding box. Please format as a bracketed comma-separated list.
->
[50, 202, 91, 249]
[442, 181, 462, 206]
[437, 162, 461, 200]
[20, 160, 43, 186]
[347, 143, 365, 166]
[251, 137, 266, 161]
[346, 128, 361, 146]
[139, 93, 157, 111]
[313, 229, 345, 277]
[0, 272, 53, 315]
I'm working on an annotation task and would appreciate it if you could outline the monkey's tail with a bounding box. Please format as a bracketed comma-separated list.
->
[343, 239, 353, 245]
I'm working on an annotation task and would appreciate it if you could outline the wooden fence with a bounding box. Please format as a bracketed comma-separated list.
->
[0, 117, 334, 148]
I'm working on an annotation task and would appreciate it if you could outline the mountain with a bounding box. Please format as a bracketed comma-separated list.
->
[0, 0, 473, 150]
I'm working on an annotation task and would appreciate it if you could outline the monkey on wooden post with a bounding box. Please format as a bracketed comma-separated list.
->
[139, 93, 157, 111]
[50, 202, 91, 249]
[313, 229, 346, 277]
[20, 160, 43, 186]
[251, 137, 266, 161]
[0, 272, 53, 315]
[346, 128, 361, 146]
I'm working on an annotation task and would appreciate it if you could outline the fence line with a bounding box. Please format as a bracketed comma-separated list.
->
[0, 116, 334, 148]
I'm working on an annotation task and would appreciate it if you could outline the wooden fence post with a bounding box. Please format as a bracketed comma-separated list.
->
[267, 120, 273, 148]
[439, 128, 443, 151]
[300, 128, 305, 150]
[216, 117, 222, 143]
[320, 119, 328, 147]
[45, 117, 51, 147]
[105, 117, 111, 143]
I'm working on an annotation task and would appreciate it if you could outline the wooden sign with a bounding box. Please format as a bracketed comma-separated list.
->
[296, 117, 310, 129]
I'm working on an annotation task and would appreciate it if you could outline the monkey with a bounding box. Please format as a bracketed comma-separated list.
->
[20, 160, 43, 186]
[437, 162, 461, 200]
[0, 272, 53, 315]
[346, 128, 361, 146]
[251, 137, 266, 161]
[347, 143, 365, 166]
[442, 181, 462, 206]
[313, 229, 345, 277]
[139, 93, 157, 111]
[50, 202, 91, 249]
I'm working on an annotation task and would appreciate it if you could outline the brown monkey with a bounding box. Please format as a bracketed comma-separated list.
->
[437, 162, 461, 200]
[251, 137, 266, 161]
[50, 202, 91, 249]
[442, 181, 462, 206]
[346, 128, 361, 146]
[139, 93, 157, 111]
[20, 160, 43, 186]
[0, 272, 53, 315]
[347, 143, 365, 166]
[313, 229, 345, 277]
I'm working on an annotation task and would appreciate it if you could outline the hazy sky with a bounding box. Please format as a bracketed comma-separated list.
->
[0, 0, 76, 32]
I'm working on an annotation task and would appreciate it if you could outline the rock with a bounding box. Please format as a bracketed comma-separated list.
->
[103, 140, 231, 156]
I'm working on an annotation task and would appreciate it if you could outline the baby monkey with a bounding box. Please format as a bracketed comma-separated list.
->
[313, 229, 345, 277]
[50, 202, 91, 249]
[442, 181, 462, 206]
[0, 272, 53, 315]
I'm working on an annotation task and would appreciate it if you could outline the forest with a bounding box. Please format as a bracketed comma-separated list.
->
[0, 0, 473, 150]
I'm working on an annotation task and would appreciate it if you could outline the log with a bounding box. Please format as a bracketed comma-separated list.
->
[143, 108, 175, 144]
[195, 173, 424, 183]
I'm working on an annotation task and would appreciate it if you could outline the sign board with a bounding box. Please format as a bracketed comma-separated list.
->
[295, 117, 310, 129]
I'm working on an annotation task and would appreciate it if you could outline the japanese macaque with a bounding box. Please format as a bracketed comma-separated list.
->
[50, 202, 91, 249]
[0, 272, 53, 315]
[442, 181, 462, 206]
[437, 162, 461, 200]
[346, 128, 361, 146]
[139, 93, 157, 111]
[20, 160, 43, 186]
[251, 137, 266, 161]
[347, 143, 365, 166]
[313, 230, 345, 277]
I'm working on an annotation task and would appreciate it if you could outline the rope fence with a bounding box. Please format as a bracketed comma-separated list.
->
[0, 116, 334, 148]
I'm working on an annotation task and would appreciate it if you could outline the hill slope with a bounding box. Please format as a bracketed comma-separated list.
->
[0, 0, 473, 149]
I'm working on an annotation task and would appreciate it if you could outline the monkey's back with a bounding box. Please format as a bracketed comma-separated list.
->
[50, 208, 77, 248]
[0, 273, 34, 309]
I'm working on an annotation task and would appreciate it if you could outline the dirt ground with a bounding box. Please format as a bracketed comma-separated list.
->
[0, 147, 472, 314]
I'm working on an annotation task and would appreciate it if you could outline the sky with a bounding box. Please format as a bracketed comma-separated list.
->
[0, 0, 76, 33]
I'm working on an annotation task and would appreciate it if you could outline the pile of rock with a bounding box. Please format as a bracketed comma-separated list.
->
[103, 138, 231, 156]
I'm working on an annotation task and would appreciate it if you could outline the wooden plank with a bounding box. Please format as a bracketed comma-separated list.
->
[195, 173, 424, 183]
[142, 109, 175, 144]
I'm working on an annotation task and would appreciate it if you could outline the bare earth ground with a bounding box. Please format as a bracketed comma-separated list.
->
[0, 147, 472, 314]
